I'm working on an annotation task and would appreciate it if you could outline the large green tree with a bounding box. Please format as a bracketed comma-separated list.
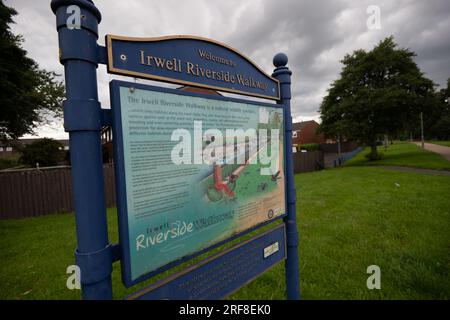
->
[0, 1, 64, 140]
[319, 37, 436, 159]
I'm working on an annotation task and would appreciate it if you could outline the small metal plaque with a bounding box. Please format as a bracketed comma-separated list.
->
[264, 242, 280, 258]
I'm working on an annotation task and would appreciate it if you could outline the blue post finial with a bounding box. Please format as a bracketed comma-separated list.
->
[273, 53, 288, 68]
[51, 0, 102, 22]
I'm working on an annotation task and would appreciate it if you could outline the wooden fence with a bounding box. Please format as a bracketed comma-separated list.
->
[0, 165, 116, 219]
[293, 150, 324, 174]
[319, 142, 358, 154]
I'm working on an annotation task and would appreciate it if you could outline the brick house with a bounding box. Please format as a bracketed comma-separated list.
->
[292, 120, 326, 145]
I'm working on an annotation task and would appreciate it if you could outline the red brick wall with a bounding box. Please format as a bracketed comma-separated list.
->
[292, 122, 326, 145]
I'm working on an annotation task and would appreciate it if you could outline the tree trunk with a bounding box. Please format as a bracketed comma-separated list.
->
[370, 144, 378, 160]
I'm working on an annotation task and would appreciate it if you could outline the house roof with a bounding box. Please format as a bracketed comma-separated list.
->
[292, 120, 318, 131]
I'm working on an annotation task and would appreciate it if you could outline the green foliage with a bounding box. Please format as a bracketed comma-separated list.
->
[0, 1, 64, 140]
[364, 151, 384, 161]
[19, 138, 65, 167]
[423, 78, 450, 140]
[319, 37, 436, 158]
[299, 143, 320, 151]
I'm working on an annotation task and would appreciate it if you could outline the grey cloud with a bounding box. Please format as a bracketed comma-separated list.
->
[6, 0, 450, 137]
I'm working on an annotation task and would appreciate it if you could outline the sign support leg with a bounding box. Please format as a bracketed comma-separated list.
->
[273, 53, 301, 300]
[51, 0, 113, 299]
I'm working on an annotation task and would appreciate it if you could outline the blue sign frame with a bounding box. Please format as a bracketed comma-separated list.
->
[51, 0, 300, 300]
[126, 224, 286, 300]
[110, 80, 287, 287]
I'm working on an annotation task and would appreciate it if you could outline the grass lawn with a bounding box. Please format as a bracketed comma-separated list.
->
[345, 141, 450, 170]
[1, 167, 449, 299]
[428, 141, 450, 147]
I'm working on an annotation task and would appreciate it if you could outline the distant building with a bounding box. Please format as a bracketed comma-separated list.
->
[291, 120, 326, 145]
[101, 126, 114, 163]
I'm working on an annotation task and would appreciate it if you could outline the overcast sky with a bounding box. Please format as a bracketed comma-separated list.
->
[6, 0, 450, 139]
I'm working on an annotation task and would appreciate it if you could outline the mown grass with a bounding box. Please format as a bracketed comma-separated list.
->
[0, 167, 449, 299]
[345, 141, 450, 170]
[428, 141, 450, 147]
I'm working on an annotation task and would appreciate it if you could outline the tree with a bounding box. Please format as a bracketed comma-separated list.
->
[20, 138, 65, 167]
[319, 37, 436, 159]
[401, 78, 450, 141]
[427, 78, 450, 140]
[0, 1, 64, 140]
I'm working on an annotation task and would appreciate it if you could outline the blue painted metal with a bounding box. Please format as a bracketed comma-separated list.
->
[51, 0, 113, 299]
[51, 0, 299, 300]
[126, 224, 286, 300]
[110, 80, 287, 288]
[106, 35, 280, 100]
[272, 53, 301, 300]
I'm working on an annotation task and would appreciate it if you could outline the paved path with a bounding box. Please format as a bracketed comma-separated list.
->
[367, 165, 450, 176]
[324, 150, 358, 168]
[324, 152, 339, 168]
[414, 142, 450, 161]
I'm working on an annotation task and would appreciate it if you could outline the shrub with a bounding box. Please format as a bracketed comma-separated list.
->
[299, 143, 320, 151]
[19, 138, 64, 167]
[0, 157, 19, 170]
[364, 151, 384, 161]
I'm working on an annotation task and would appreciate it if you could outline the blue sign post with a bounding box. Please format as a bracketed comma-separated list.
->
[273, 53, 301, 300]
[51, 0, 113, 299]
[51, 0, 299, 300]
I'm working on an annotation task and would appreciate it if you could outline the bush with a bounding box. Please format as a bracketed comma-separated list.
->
[299, 143, 320, 151]
[0, 157, 19, 170]
[20, 138, 65, 167]
[364, 151, 384, 161]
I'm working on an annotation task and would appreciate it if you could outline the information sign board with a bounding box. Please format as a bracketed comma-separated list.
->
[110, 81, 286, 286]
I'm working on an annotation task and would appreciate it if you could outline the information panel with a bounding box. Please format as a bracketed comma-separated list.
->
[110, 80, 286, 285]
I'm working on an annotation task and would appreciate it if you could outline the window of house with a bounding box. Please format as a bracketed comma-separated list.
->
[0, 147, 3, 152]
[292, 131, 298, 138]
[64, 146, 69, 150]
[6, 147, 12, 152]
